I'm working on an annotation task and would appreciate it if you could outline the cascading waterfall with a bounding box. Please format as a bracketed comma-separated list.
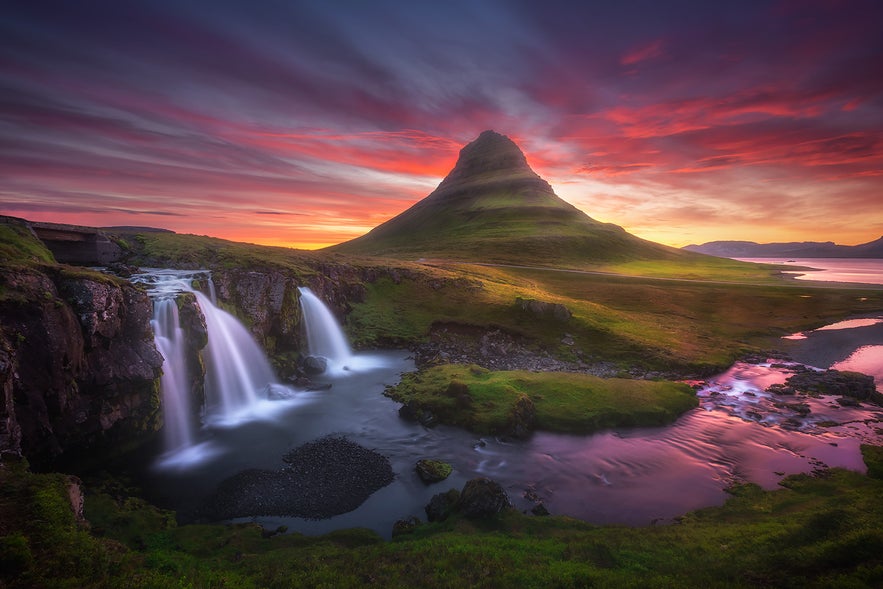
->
[298, 287, 353, 371]
[152, 297, 194, 451]
[135, 269, 289, 465]
[194, 289, 277, 420]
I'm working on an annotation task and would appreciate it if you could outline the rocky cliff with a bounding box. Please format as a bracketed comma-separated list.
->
[0, 265, 163, 469]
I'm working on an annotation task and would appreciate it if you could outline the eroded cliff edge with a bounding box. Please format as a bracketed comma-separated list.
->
[0, 266, 163, 468]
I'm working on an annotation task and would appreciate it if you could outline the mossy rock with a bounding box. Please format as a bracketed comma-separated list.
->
[416, 459, 453, 484]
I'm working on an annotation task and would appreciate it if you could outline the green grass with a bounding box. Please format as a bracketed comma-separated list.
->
[0, 222, 56, 268]
[386, 364, 699, 435]
[348, 261, 883, 374]
[3, 448, 883, 588]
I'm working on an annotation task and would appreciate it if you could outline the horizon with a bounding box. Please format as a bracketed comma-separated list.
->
[2, 1, 882, 250]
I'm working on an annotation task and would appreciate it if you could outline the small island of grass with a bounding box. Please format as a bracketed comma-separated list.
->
[386, 364, 698, 437]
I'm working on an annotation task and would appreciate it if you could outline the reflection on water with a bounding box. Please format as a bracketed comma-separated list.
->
[738, 258, 883, 286]
[833, 345, 883, 388]
[140, 345, 883, 538]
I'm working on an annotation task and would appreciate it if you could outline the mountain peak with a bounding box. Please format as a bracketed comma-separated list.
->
[441, 130, 532, 187]
[328, 131, 682, 266]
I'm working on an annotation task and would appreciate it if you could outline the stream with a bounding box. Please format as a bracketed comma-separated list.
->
[137, 318, 883, 540]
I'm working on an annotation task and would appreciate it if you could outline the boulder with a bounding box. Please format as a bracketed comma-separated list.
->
[425, 488, 460, 522]
[301, 355, 328, 375]
[457, 477, 512, 518]
[415, 459, 452, 484]
[515, 297, 572, 322]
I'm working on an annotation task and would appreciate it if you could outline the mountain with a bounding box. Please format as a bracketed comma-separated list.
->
[684, 237, 883, 259]
[328, 131, 693, 267]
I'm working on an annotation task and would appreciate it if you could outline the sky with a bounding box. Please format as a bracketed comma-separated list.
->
[2, 0, 882, 250]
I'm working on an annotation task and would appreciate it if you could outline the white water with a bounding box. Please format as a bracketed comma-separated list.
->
[195, 289, 278, 421]
[133, 269, 299, 468]
[298, 287, 354, 374]
[152, 298, 194, 451]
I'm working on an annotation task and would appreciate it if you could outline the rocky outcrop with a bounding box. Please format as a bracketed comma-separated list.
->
[458, 477, 512, 518]
[785, 367, 881, 404]
[0, 267, 163, 468]
[424, 478, 512, 522]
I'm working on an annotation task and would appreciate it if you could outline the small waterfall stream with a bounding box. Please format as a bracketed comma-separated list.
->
[297, 287, 352, 373]
[152, 298, 194, 451]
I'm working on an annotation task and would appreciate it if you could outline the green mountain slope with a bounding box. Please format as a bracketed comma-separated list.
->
[328, 130, 700, 268]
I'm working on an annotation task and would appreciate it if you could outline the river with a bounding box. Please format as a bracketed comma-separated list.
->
[135, 263, 883, 539]
[738, 257, 883, 286]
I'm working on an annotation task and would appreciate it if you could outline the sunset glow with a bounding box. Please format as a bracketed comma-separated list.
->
[2, 0, 882, 249]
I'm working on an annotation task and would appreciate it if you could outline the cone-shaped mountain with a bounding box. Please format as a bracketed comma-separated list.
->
[329, 130, 687, 266]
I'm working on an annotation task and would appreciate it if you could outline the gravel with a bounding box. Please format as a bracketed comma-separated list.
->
[209, 436, 394, 520]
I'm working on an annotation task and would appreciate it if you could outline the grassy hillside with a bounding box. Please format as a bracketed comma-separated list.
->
[348, 261, 883, 373]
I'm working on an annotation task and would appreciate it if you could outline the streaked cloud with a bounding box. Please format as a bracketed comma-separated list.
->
[1, 0, 881, 249]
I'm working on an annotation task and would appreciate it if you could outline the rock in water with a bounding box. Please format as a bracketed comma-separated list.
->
[209, 436, 393, 520]
[425, 488, 460, 522]
[415, 459, 453, 484]
[457, 478, 512, 518]
[301, 355, 328, 375]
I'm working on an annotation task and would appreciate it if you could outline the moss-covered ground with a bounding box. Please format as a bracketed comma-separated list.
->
[2, 448, 882, 588]
[386, 364, 698, 435]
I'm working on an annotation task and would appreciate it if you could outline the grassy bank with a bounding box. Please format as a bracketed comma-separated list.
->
[2, 448, 882, 588]
[385, 364, 698, 435]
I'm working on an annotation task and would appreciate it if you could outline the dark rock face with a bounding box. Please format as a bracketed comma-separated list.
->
[209, 436, 393, 520]
[457, 477, 512, 518]
[0, 268, 162, 468]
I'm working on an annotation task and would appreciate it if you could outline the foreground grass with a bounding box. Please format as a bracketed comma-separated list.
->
[2, 447, 883, 588]
[385, 364, 698, 435]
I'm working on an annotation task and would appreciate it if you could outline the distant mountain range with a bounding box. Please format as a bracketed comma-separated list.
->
[683, 237, 883, 259]
[328, 130, 705, 267]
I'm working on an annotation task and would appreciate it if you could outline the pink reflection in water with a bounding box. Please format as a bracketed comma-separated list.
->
[833, 345, 883, 388]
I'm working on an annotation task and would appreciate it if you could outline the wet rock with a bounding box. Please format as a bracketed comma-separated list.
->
[785, 369, 880, 403]
[425, 488, 460, 522]
[301, 355, 328, 375]
[457, 477, 512, 518]
[415, 459, 452, 484]
[836, 396, 861, 407]
[398, 401, 437, 427]
[774, 401, 812, 416]
[766, 383, 796, 396]
[209, 436, 393, 520]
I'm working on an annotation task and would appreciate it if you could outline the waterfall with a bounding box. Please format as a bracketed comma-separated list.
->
[152, 298, 194, 451]
[134, 269, 289, 466]
[298, 287, 353, 371]
[195, 289, 277, 420]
